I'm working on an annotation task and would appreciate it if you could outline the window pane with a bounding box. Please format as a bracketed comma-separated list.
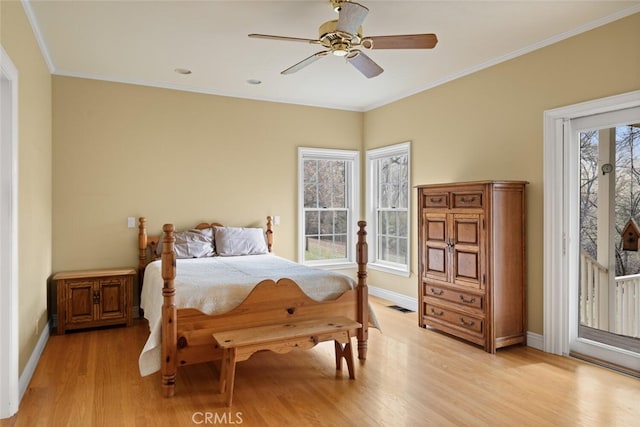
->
[304, 183, 317, 208]
[305, 211, 318, 235]
[319, 211, 333, 234]
[335, 211, 348, 234]
[314, 160, 347, 208]
[318, 234, 347, 259]
[398, 237, 408, 262]
[398, 211, 408, 237]
[377, 211, 383, 234]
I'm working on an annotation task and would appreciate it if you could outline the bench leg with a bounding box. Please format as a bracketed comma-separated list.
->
[334, 338, 355, 380]
[219, 348, 237, 406]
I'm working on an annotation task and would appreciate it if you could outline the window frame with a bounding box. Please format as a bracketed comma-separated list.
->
[298, 147, 359, 267]
[366, 142, 411, 276]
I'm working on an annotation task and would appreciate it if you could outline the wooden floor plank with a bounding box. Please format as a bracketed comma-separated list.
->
[2, 297, 639, 426]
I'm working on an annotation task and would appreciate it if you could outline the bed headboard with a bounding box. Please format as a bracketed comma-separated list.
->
[137, 216, 274, 273]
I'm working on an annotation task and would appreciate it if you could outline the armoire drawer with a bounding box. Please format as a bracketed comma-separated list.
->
[422, 192, 449, 208]
[451, 191, 483, 209]
[424, 284, 484, 310]
[424, 303, 484, 336]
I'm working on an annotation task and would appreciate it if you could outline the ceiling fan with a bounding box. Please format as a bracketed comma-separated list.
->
[248, 0, 438, 78]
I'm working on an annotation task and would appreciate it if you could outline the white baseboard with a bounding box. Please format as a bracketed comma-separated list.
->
[368, 285, 418, 312]
[526, 331, 544, 351]
[19, 321, 50, 400]
[369, 285, 544, 351]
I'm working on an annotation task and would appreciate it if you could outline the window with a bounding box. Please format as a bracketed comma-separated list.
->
[298, 148, 359, 266]
[366, 142, 410, 276]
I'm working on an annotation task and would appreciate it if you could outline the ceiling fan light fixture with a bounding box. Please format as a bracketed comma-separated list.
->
[331, 40, 350, 56]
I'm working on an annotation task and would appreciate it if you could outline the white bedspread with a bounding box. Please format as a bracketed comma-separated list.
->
[139, 254, 362, 376]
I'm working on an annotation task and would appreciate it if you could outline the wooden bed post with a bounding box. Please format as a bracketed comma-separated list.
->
[138, 217, 148, 286]
[161, 224, 177, 397]
[356, 220, 368, 360]
[266, 216, 274, 253]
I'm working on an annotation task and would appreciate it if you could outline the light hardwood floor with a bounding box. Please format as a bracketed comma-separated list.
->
[2, 297, 639, 426]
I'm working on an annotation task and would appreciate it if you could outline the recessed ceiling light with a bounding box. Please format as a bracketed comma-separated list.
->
[174, 68, 192, 75]
[246, 79, 262, 85]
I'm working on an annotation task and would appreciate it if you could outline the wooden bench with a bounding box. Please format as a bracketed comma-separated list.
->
[212, 316, 362, 406]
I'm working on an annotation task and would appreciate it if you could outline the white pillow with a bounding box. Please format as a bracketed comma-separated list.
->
[156, 228, 215, 258]
[214, 226, 268, 256]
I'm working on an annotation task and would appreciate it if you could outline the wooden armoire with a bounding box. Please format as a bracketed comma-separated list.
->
[417, 181, 527, 353]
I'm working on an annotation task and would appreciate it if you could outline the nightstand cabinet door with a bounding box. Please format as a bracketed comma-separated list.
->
[98, 278, 128, 320]
[67, 280, 96, 324]
[55, 268, 135, 334]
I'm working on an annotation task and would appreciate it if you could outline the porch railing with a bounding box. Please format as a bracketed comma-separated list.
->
[613, 274, 640, 337]
[579, 252, 640, 338]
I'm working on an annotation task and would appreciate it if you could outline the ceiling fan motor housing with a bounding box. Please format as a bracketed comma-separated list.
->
[319, 20, 363, 55]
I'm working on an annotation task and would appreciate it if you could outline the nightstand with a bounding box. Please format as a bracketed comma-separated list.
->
[54, 267, 135, 334]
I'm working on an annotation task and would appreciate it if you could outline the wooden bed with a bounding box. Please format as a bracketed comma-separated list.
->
[137, 216, 369, 397]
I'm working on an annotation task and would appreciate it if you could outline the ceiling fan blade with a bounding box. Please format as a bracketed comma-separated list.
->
[368, 34, 438, 49]
[347, 51, 383, 78]
[281, 51, 330, 75]
[336, 1, 369, 35]
[249, 34, 319, 44]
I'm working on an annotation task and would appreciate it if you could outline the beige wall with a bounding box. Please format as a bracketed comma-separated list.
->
[364, 12, 640, 335]
[52, 77, 362, 276]
[1, 1, 52, 374]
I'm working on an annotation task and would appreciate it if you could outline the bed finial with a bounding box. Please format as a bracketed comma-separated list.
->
[138, 217, 147, 272]
[266, 216, 274, 253]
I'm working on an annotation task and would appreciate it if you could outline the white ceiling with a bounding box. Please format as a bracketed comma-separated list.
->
[25, 0, 640, 111]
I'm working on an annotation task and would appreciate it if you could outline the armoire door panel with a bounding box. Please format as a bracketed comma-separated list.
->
[426, 247, 447, 276]
[454, 221, 479, 245]
[424, 214, 447, 242]
[427, 220, 446, 242]
[452, 215, 480, 246]
[454, 250, 480, 285]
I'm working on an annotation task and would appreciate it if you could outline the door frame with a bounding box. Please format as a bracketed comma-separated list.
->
[0, 45, 19, 419]
[543, 90, 640, 358]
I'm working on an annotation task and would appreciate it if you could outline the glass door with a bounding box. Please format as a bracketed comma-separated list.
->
[572, 108, 640, 373]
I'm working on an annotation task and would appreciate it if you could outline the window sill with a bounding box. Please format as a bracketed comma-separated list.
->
[369, 262, 411, 277]
[302, 261, 357, 270]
